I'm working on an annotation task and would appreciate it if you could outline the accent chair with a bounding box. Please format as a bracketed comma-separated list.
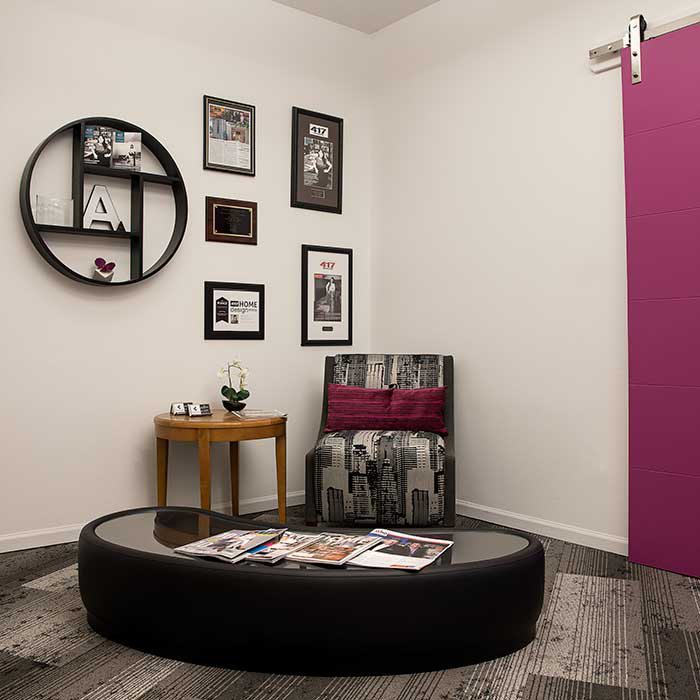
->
[305, 354, 455, 527]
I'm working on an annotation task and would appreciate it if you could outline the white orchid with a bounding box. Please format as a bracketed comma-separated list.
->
[218, 360, 250, 404]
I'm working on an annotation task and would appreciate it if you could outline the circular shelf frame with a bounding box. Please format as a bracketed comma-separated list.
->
[19, 117, 188, 286]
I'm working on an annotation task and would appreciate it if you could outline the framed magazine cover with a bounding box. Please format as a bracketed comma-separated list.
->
[301, 244, 352, 346]
[203, 95, 256, 176]
[291, 107, 343, 214]
[204, 281, 265, 340]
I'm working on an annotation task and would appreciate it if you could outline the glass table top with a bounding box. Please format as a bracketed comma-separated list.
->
[94, 510, 529, 570]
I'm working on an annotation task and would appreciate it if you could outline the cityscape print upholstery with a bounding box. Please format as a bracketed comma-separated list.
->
[313, 354, 447, 526]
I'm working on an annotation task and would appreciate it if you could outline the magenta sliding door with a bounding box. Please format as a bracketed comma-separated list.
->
[623, 23, 700, 577]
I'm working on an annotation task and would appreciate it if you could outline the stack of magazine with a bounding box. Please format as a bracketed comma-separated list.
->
[175, 526, 453, 571]
[229, 409, 287, 420]
[173, 528, 284, 563]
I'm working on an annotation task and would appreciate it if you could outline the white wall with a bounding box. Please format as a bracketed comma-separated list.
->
[3, 0, 697, 554]
[0, 0, 374, 549]
[370, 0, 700, 552]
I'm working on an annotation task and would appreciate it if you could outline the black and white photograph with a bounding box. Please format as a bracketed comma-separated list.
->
[205, 196, 257, 245]
[204, 281, 265, 340]
[204, 95, 256, 176]
[111, 131, 142, 171]
[304, 137, 333, 191]
[313, 272, 342, 322]
[291, 107, 343, 214]
[83, 125, 113, 167]
[301, 244, 352, 345]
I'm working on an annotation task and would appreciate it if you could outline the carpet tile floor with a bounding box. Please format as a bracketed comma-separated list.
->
[0, 506, 698, 700]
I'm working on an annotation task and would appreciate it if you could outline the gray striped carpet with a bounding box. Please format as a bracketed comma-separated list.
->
[1, 505, 699, 700]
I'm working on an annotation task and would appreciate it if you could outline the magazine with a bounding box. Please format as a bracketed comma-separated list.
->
[349, 529, 453, 571]
[286, 533, 378, 566]
[83, 125, 113, 167]
[174, 528, 285, 563]
[112, 131, 142, 171]
[231, 409, 288, 420]
[246, 531, 322, 564]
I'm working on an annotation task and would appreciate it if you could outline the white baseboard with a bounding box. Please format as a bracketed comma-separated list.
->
[0, 494, 627, 556]
[213, 490, 305, 516]
[457, 499, 628, 555]
[0, 490, 306, 554]
[0, 523, 85, 554]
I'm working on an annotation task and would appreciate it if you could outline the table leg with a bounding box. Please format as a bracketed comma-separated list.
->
[197, 513, 210, 540]
[275, 432, 287, 524]
[229, 441, 240, 516]
[198, 430, 212, 511]
[156, 438, 168, 506]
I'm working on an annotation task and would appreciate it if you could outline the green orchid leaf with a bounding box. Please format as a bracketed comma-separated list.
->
[221, 386, 234, 400]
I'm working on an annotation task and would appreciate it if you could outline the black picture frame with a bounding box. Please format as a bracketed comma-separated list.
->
[291, 107, 343, 214]
[205, 196, 257, 245]
[203, 95, 256, 176]
[301, 244, 352, 346]
[204, 281, 265, 340]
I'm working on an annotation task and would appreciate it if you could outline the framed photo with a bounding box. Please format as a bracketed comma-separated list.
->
[301, 244, 352, 346]
[203, 95, 255, 176]
[204, 281, 265, 340]
[291, 107, 343, 214]
[205, 197, 257, 245]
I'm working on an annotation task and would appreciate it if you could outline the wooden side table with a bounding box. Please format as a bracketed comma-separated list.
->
[153, 411, 287, 523]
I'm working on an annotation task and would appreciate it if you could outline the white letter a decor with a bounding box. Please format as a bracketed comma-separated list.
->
[83, 184, 125, 231]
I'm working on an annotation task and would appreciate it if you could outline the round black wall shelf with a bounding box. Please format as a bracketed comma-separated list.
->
[19, 117, 188, 286]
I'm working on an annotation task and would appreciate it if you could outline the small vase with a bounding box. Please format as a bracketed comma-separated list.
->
[223, 400, 247, 412]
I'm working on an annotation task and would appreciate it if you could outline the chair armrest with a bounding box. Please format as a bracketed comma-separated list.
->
[304, 448, 318, 526]
[443, 452, 456, 527]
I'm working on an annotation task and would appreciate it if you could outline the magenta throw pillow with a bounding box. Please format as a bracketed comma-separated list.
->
[324, 384, 447, 435]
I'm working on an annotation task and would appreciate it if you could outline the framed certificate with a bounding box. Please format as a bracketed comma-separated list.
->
[301, 244, 352, 346]
[204, 281, 265, 340]
[205, 197, 257, 245]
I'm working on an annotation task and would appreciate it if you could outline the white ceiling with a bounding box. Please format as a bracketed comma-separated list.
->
[271, 0, 440, 34]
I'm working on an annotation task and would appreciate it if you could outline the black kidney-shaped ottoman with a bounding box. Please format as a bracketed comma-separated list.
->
[78, 507, 544, 675]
